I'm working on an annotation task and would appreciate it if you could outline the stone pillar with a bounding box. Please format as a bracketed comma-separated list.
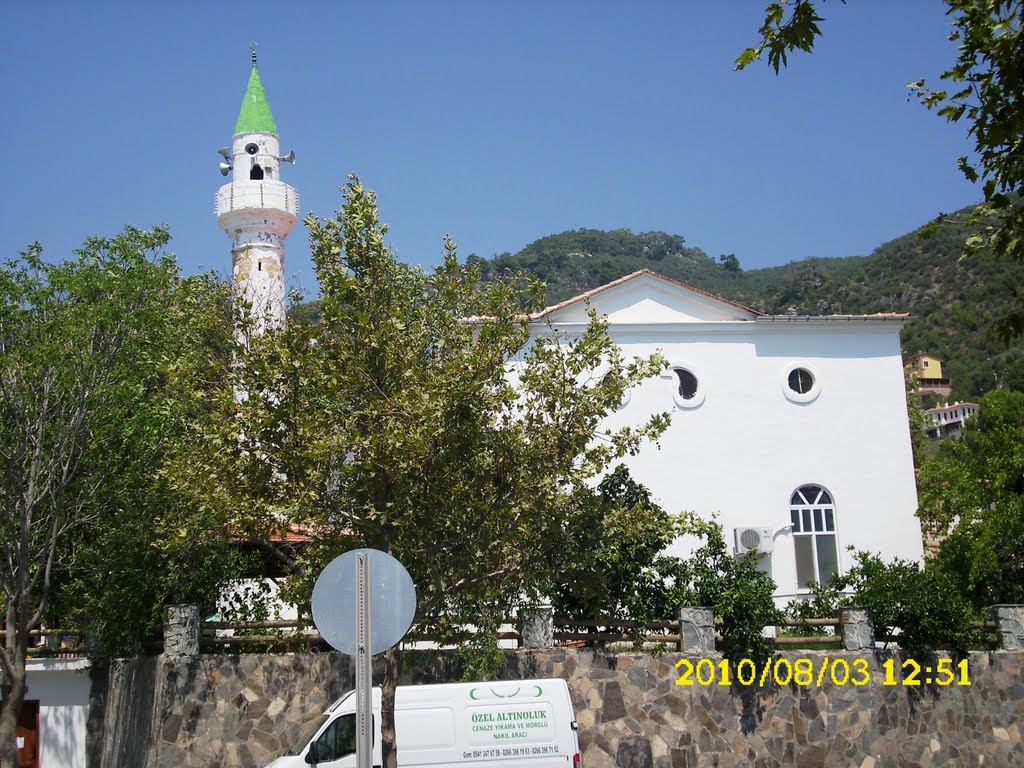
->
[991, 605, 1024, 651]
[676, 607, 715, 654]
[164, 604, 201, 658]
[838, 607, 874, 650]
[520, 605, 554, 649]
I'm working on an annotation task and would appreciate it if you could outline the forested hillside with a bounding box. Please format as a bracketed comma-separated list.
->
[474, 212, 1024, 401]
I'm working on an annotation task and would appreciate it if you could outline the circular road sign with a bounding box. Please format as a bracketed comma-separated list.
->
[311, 548, 417, 656]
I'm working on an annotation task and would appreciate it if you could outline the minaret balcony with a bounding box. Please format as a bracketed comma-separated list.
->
[215, 179, 300, 220]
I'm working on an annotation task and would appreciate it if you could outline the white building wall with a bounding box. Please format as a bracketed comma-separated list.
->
[614, 325, 921, 602]
[25, 659, 91, 768]
[590, 323, 921, 601]
[525, 271, 923, 603]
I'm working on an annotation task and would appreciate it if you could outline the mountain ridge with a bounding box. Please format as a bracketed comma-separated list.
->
[474, 211, 1024, 401]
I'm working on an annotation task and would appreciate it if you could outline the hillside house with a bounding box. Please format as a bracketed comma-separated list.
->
[924, 401, 979, 439]
[906, 353, 952, 399]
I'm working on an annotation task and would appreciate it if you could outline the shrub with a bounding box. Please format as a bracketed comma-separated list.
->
[835, 551, 977, 658]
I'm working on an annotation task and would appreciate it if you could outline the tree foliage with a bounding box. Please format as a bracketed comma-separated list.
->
[547, 467, 785, 663]
[0, 228, 241, 764]
[910, 0, 1024, 342]
[918, 388, 1024, 610]
[49, 257, 244, 658]
[475, 229, 723, 305]
[1000, 352, 1024, 392]
[174, 176, 671, 768]
[674, 523, 783, 665]
[835, 552, 976, 658]
[783, 579, 844, 637]
[735, 0, 841, 73]
[904, 368, 929, 469]
[791, 553, 977, 657]
[546, 464, 697, 638]
[718, 253, 742, 273]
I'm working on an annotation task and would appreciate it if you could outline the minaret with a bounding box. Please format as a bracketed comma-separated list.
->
[216, 46, 298, 334]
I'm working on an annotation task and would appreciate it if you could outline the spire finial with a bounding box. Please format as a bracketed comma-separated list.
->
[250, 41, 258, 68]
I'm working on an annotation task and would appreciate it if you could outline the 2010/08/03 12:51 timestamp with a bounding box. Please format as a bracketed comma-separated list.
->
[674, 657, 971, 687]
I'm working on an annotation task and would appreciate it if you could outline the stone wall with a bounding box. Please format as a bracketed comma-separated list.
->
[93, 649, 1024, 768]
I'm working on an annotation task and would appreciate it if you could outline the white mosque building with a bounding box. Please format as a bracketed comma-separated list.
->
[516, 271, 922, 602]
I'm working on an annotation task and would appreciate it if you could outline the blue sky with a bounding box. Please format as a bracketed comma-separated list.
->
[3, 1, 977, 296]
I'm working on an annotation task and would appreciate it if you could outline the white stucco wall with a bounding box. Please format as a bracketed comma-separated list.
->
[25, 659, 91, 768]
[607, 324, 920, 601]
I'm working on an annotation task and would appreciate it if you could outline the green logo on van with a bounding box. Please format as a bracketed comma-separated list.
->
[469, 685, 543, 700]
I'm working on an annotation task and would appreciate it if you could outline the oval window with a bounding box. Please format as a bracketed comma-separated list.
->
[675, 369, 698, 400]
[663, 361, 706, 409]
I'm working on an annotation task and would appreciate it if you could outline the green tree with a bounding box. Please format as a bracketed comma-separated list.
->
[904, 367, 929, 469]
[1000, 353, 1024, 391]
[550, 466, 784, 662]
[0, 228, 238, 764]
[917, 388, 1024, 609]
[719, 253, 741, 273]
[783, 579, 843, 637]
[739, 0, 1024, 340]
[175, 176, 670, 768]
[789, 554, 978, 656]
[546, 464, 699, 640]
[835, 552, 976, 658]
[48, 262, 244, 658]
[675, 523, 783, 665]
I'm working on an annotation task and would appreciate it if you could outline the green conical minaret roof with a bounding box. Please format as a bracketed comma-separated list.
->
[234, 64, 278, 135]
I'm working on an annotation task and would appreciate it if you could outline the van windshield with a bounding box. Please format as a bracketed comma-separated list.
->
[286, 714, 329, 755]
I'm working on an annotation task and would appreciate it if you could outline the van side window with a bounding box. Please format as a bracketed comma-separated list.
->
[314, 714, 364, 761]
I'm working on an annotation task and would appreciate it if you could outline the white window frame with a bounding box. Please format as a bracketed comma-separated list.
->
[789, 484, 840, 589]
[782, 362, 822, 404]
[660, 360, 705, 409]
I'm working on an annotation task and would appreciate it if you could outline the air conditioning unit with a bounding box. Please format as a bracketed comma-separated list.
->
[734, 527, 774, 555]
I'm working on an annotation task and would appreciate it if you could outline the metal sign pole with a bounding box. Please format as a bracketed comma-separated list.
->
[355, 552, 373, 768]
[311, 549, 416, 767]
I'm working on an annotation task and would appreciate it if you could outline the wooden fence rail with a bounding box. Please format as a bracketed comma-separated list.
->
[5, 608, 1013, 658]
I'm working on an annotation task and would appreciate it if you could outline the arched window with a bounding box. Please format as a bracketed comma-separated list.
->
[250, 163, 265, 180]
[789, 484, 839, 588]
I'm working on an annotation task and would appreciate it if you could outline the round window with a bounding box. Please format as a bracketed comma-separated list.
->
[788, 368, 814, 395]
[782, 363, 821, 404]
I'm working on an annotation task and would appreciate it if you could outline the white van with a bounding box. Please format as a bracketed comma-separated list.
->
[266, 679, 582, 768]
